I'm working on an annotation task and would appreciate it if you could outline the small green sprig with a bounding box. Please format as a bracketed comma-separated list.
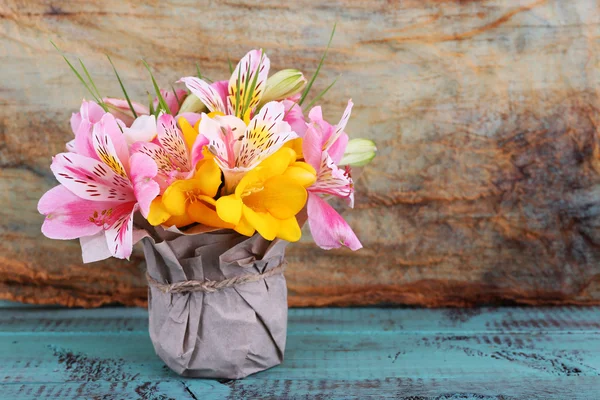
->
[107, 55, 137, 119]
[142, 59, 171, 115]
[51, 40, 108, 111]
[299, 23, 336, 106]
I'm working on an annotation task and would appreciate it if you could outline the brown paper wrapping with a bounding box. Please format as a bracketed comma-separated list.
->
[142, 228, 288, 379]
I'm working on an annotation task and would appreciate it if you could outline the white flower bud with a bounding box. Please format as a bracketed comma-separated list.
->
[339, 139, 377, 167]
[260, 69, 307, 105]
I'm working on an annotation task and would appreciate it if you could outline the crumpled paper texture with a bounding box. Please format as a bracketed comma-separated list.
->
[142, 228, 288, 379]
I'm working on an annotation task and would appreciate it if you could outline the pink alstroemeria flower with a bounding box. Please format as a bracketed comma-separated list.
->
[132, 113, 207, 192]
[179, 49, 270, 120]
[199, 101, 297, 192]
[303, 100, 362, 251]
[38, 113, 160, 260]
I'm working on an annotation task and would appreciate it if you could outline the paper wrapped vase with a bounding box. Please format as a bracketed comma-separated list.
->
[143, 228, 288, 379]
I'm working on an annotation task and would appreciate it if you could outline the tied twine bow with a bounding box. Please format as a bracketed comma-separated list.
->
[146, 262, 286, 294]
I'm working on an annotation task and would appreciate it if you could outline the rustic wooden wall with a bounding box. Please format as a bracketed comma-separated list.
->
[1, 0, 600, 308]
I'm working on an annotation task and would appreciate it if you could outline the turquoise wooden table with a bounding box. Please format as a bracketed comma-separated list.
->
[1, 302, 599, 399]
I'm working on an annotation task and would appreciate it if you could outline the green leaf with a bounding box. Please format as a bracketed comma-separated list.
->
[195, 62, 213, 83]
[304, 75, 339, 110]
[171, 85, 181, 107]
[50, 40, 108, 111]
[147, 92, 155, 115]
[142, 59, 171, 115]
[107, 55, 137, 119]
[228, 57, 234, 74]
[78, 59, 103, 102]
[299, 22, 336, 106]
[242, 50, 264, 116]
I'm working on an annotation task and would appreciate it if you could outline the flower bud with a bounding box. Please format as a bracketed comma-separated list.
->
[339, 139, 377, 167]
[178, 93, 207, 114]
[260, 69, 307, 105]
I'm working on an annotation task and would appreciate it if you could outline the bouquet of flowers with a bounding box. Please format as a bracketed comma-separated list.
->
[38, 41, 376, 378]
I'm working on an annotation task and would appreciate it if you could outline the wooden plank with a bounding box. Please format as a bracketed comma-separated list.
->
[1, 0, 600, 308]
[0, 306, 599, 398]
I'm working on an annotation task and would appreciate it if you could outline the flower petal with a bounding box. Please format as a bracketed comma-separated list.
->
[51, 152, 134, 202]
[327, 132, 349, 165]
[132, 141, 174, 180]
[38, 185, 106, 240]
[178, 116, 199, 151]
[325, 99, 353, 151]
[234, 215, 256, 237]
[193, 159, 222, 197]
[105, 206, 136, 259]
[243, 175, 307, 220]
[157, 113, 190, 170]
[164, 213, 195, 228]
[188, 196, 234, 229]
[92, 114, 130, 178]
[242, 205, 279, 241]
[80, 233, 112, 263]
[129, 153, 160, 218]
[162, 181, 189, 216]
[198, 114, 230, 169]
[278, 216, 302, 242]
[228, 49, 270, 117]
[307, 193, 362, 251]
[178, 77, 226, 114]
[282, 163, 317, 188]
[237, 101, 297, 169]
[216, 195, 243, 225]
[124, 114, 157, 145]
[311, 153, 354, 203]
[258, 147, 297, 178]
[302, 123, 323, 171]
[147, 197, 171, 226]
[282, 99, 307, 137]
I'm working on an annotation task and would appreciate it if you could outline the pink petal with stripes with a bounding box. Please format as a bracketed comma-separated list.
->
[38, 185, 113, 240]
[307, 193, 362, 251]
[92, 114, 131, 178]
[156, 113, 190, 170]
[129, 152, 160, 218]
[51, 152, 134, 202]
[104, 203, 137, 260]
[178, 77, 226, 114]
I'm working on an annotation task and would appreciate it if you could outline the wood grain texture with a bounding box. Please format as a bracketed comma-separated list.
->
[1, 0, 600, 307]
[1, 304, 599, 399]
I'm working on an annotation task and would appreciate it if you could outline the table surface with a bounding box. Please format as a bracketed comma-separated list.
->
[1, 303, 599, 399]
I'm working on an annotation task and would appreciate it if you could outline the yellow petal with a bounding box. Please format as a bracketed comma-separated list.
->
[216, 195, 243, 225]
[165, 213, 195, 228]
[234, 168, 263, 198]
[147, 197, 172, 226]
[178, 116, 198, 151]
[193, 159, 222, 197]
[259, 147, 296, 178]
[188, 196, 234, 229]
[234, 215, 256, 237]
[243, 205, 280, 241]
[291, 161, 316, 175]
[162, 181, 188, 216]
[284, 138, 304, 159]
[277, 216, 302, 242]
[244, 175, 307, 220]
[282, 165, 316, 188]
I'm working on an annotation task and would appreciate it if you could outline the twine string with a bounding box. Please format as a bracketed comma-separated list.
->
[146, 262, 286, 294]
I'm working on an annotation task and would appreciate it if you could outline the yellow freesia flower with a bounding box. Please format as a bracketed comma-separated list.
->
[147, 159, 232, 229]
[216, 147, 316, 241]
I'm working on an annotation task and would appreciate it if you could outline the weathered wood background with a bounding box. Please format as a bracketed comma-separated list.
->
[1, 0, 600, 307]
